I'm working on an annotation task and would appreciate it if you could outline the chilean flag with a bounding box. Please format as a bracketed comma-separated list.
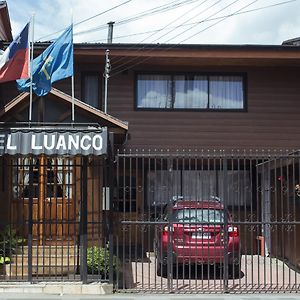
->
[0, 23, 29, 83]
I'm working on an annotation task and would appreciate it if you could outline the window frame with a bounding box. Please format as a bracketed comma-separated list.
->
[134, 71, 247, 112]
[81, 71, 102, 109]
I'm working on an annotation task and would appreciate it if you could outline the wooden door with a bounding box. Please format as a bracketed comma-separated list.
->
[11, 157, 77, 243]
[41, 157, 76, 242]
[43, 197, 76, 241]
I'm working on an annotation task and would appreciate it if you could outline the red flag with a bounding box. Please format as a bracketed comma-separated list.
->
[0, 23, 29, 83]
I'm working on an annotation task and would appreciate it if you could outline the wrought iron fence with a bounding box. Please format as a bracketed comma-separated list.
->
[1, 149, 300, 294]
[113, 150, 300, 293]
[0, 155, 110, 283]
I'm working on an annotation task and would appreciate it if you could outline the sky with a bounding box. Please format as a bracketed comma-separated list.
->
[6, 0, 300, 45]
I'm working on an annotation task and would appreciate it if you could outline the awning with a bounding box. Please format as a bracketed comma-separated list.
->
[0, 126, 107, 156]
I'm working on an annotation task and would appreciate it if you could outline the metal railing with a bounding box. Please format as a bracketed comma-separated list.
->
[0, 155, 110, 283]
[0, 149, 300, 294]
[113, 149, 300, 293]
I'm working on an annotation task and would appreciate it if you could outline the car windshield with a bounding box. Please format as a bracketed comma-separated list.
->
[172, 209, 224, 224]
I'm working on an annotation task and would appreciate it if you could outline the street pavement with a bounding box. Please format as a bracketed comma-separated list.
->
[1, 293, 300, 300]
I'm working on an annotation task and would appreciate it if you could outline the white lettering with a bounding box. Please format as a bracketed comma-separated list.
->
[31, 135, 42, 150]
[68, 135, 79, 150]
[80, 135, 91, 151]
[92, 135, 102, 151]
[7, 134, 17, 150]
[56, 135, 67, 150]
[44, 134, 55, 150]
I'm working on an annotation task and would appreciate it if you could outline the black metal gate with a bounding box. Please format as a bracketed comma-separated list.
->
[113, 150, 300, 293]
[0, 155, 111, 283]
[1, 149, 300, 294]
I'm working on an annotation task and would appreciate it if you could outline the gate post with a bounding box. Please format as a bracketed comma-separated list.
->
[27, 160, 33, 283]
[80, 157, 88, 283]
[223, 157, 229, 293]
[167, 158, 173, 292]
[108, 132, 114, 285]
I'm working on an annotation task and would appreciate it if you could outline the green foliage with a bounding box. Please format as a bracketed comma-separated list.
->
[0, 226, 24, 264]
[87, 246, 119, 276]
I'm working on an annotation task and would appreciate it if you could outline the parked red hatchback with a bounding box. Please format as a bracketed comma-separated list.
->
[154, 198, 241, 277]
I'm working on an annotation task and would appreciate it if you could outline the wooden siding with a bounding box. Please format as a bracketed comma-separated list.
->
[107, 65, 300, 150]
[1, 57, 300, 150]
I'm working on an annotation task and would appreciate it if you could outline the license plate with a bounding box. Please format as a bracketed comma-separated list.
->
[192, 232, 211, 239]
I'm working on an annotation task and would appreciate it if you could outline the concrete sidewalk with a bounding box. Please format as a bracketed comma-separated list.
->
[1, 294, 300, 300]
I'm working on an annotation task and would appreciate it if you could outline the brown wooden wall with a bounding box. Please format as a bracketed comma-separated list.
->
[108, 65, 300, 150]
[1, 60, 300, 150]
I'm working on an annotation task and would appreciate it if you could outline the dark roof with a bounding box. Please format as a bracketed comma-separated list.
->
[282, 37, 300, 46]
[30, 42, 300, 51]
[0, 1, 12, 41]
[1, 38, 299, 52]
[0, 88, 128, 131]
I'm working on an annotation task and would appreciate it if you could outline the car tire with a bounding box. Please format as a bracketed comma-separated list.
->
[228, 264, 241, 278]
[157, 263, 167, 277]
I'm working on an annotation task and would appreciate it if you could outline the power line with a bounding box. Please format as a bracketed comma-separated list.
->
[75, 0, 132, 26]
[86, 29, 163, 43]
[118, 0, 198, 25]
[85, 0, 299, 43]
[110, 0, 260, 77]
[179, 0, 258, 43]
[36, 0, 133, 41]
[111, 0, 214, 66]
[73, 0, 201, 37]
[111, 0, 240, 74]
[166, 0, 248, 43]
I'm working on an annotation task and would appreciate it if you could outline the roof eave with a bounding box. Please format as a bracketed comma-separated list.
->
[0, 1, 12, 41]
[0, 89, 129, 132]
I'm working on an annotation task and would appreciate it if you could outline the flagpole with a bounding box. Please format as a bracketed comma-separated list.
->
[29, 13, 34, 123]
[71, 69, 75, 122]
[71, 10, 75, 123]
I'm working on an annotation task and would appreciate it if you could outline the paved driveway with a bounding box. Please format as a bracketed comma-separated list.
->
[120, 253, 300, 293]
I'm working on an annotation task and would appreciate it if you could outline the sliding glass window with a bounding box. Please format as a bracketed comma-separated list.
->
[136, 74, 245, 110]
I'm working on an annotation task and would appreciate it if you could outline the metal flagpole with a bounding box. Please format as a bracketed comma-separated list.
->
[71, 58, 75, 122]
[71, 10, 75, 123]
[29, 13, 34, 122]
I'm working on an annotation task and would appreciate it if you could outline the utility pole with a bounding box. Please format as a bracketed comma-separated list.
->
[103, 49, 110, 114]
[104, 22, 113, 114]
[107, 22, 115, 43]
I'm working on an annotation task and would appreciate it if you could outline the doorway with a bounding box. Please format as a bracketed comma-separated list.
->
[11, 156, 77, 244]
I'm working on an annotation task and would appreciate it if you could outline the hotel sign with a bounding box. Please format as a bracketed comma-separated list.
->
[0, 127, 107, 156]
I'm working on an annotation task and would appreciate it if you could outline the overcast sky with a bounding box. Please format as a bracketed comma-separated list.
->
[6, 0, 300, 45]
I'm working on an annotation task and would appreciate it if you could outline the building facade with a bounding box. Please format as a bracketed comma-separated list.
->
[0, 30, 300, 292]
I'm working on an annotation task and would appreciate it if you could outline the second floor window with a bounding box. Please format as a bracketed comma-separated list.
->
[82, 74, 100, 108]
[136, 74, 245, 110]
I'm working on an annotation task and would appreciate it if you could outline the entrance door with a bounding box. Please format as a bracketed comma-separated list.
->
[41, 157, 76, 242]
[12, 156, 77, 243]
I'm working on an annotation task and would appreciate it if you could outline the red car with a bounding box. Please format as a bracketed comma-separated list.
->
[154, 198, 241, 277]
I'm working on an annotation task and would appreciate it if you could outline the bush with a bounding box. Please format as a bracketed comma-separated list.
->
[0, 226, 24, 266]
[0, 226, 24, 260]
[87, 246, 119, 276]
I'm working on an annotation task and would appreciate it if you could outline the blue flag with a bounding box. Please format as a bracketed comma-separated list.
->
[17, 25, 73, 97]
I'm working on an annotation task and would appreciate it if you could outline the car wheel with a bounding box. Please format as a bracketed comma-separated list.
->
[157, 263, 167, 277]
[228, 264, 241, 278]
